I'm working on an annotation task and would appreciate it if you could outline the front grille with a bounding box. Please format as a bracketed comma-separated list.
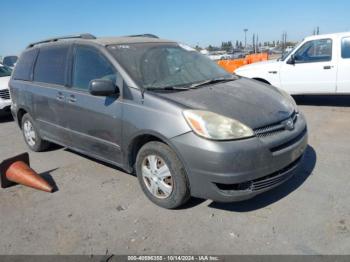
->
[216, 155, 302, 192]
[270, 127, 307, 153]
[254, 111, 297, 137]
[0, 89, 10, 100]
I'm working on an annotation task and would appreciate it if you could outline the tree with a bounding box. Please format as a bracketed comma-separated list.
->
[221, 41, 233, 52]
[195, 45, 202, 51]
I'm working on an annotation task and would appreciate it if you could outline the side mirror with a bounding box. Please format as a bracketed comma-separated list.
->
[89, 79, 119, 96]
[287, 54, 295, 65]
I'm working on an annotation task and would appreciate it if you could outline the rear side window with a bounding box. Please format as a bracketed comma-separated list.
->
[72, 46, 116, 91]
[341, 37, 350, 59]
[12, 49, 38, 81]
[3, 56, 18, 67]
[34, 45, 69, 85]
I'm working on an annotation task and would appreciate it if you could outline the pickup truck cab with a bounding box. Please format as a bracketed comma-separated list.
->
[235, 32, 350, 94]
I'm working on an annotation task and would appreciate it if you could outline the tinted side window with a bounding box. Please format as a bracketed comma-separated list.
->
[341, 37, 350, 59]
[34, 45, 69, 85]
[294, 39, 332, 63]
[12, 49, 38, 81]
[73, 46, 115, 91]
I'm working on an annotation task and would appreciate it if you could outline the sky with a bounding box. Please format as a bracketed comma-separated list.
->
[1, 0, 350, 55]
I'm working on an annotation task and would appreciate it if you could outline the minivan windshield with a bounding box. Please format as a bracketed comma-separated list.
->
[0, 65, 12, 77]
[108, 43, 234, 89]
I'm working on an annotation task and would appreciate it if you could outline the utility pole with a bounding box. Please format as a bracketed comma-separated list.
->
[252, 34, 255, 53]
[244, 29, 248, 49]
[253, 34, 256, 54]
[281, 31, 287, 52]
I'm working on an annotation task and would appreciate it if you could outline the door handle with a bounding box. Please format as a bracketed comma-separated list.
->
[323, 65, 333, 70]
[56, 92, 65, 101]
[68, 95, 77, 103]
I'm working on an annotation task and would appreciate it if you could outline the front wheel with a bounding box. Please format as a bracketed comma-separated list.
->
[135, 141, 190, 209]
[21, 113, 50, 152]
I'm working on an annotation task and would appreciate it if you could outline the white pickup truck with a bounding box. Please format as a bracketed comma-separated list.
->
[235, 32, 350, 94]
[0, 63, 12, 112]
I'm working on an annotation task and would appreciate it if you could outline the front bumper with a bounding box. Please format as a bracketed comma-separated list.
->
[171, 112, 308, 202]
[0, 99, 11, 111]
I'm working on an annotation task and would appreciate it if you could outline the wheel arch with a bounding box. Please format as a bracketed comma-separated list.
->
[252, 77, 271, 85]
[16, 107, 30, 129]
[125, 131, 187, 174]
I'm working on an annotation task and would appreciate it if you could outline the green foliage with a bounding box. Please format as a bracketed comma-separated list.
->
[221, 41, 233, 52]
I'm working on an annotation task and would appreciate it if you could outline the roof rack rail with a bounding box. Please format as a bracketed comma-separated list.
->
[27, 33, 96, 48]
[128, 34, 159, 39]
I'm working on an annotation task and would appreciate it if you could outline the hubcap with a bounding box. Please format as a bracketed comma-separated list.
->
[23, 120, 36, 147]
[141, 155, 173, 199]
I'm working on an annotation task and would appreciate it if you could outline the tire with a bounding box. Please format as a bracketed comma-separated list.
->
[21, 113, 50, 152]
[135, 141, 191, 209]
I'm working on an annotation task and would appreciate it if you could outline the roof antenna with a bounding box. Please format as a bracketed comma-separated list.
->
[141, 88, 145, 101]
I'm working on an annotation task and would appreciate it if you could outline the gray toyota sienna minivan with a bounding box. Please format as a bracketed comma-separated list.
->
[9, 34, 308, 208]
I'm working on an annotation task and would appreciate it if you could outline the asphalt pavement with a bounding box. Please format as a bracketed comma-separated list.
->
[0, 95, 349, 255]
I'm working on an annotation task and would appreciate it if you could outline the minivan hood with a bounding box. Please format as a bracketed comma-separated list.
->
[0, 76, 10, 90]
[152, 78, 294, 129]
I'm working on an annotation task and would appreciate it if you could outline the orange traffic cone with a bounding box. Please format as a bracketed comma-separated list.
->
[0, 153, 53, 192]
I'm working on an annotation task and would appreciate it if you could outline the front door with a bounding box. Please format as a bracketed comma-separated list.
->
[280, 38, 337, 94]
[65, 45, 123, 164]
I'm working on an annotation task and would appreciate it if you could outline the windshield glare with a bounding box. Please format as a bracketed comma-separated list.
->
[108, 43, 231, 89]
[0, 65, 12, 77]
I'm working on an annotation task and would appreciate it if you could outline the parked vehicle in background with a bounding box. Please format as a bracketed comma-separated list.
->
[0, 63, 12, 112]
[3, 56, 18, 69]
[231, 52, 246, 59]
[10, 34, 307, 209]
[235, 32, 350, 94]
[208, 51, 232, 61]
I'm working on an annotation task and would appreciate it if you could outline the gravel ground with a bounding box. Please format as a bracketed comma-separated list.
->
[0, 95, 349, 255]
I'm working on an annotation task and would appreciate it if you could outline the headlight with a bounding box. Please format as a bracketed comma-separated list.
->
[279, 88, 298, 113]
[183, 110, 254, 140]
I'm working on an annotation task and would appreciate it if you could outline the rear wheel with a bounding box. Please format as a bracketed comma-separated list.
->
[21, 113, 50, 152]
[136, 141, 190, 209]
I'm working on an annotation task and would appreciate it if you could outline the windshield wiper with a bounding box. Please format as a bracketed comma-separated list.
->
[144, 77, 238, 91]
[145, 86, 190, 91]
[188, 77, 237, 89]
